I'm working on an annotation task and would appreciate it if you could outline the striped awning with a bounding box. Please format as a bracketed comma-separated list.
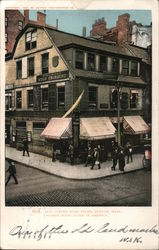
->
[80, 117, 116, 140]
[41, 118, 72, 139]
[123, 116, 150, 134]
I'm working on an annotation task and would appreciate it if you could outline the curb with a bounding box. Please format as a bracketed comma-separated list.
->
[6, 157, 145, 181]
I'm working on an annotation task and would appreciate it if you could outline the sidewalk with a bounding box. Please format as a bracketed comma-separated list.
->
[6, 145, 144, 180]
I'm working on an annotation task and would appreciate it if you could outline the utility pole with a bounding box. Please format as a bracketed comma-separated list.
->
[117, 82, 121, 147]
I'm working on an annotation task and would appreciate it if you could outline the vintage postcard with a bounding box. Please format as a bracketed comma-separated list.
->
[0, 0, 159, 249]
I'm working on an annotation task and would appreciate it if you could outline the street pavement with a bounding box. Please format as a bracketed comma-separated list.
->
[5, 161, 151, 206]
[6, 145, 145, 180]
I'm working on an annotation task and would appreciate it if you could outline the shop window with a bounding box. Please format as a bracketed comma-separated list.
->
[28, 57, 34, 76]
[75, 50, 84, 69]
[112, 58, 119, 73]
[99, 55, 107, 72]
[87, 52, 95, 71]
[57, 86, 65, 107]
[88, 86, 97, 108]
[16, 60, 22, 79]
[130, 90, 139, 108]
[18, 20, 23, 31]
[16, 91, 22, 109]
[41, 88, 48, 109]
[5, 17, 8, 27]
[131, 61, 138, 76]
[5, 93, 12, 110]
[110, 89, 118, 108]
[42, 53, 49, 74]
[25, 30, 37, 50]
[27, 89, 33, 108]
[33, 122, 46, 129]
[5, 33, 8, 43]
[122, 60, 129, 75]
[120, 92, 128, 109]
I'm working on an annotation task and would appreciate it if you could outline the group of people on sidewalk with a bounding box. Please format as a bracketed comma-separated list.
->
[111, 141, 133, 172]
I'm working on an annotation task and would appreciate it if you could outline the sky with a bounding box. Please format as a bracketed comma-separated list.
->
[22, 10, 152, 36]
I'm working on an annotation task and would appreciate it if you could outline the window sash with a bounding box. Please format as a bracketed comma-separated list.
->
[75, 50, 84, 69]
[42, 88, 48, 108]
[42, 53, 49, 74]
[58, 87, 65, 107]
[88, 86, 97, 107]
[122, 60, 129, 75]
[18, 21, 23, 30]
[99, 56, 107, 72]
[131, 61, 138, 76]
[87, 53, 95, 71]
[130, 91, 139, 108]
[16, 91, 22, 109]
[16, 61, 22, 79]
[112, 58, 119, 72]
[27, 90, 33, 108]
[28, 57, 34, 76]
[5, 17, 8, 27]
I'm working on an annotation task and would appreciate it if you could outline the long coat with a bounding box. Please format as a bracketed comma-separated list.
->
[118, 152, 125, 171]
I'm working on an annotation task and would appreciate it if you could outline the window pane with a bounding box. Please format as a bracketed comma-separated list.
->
[130, 90, 138, 108]
[120, 92, 128, 109]
[58, 87, 65, 107]
[16, 91, 22, 109]
[26, 32, 31, 42]
[75, 50, 84, 69]
[27, 90, 33, 108]
[122, 60, 129, 75]
[42, 88, 48, 108]
[89, 86, 97, 108]
[32, 31, 37, 41]
[28, 57, 34, 76]
[18, 21, 23, 30]
[42, 53, 49, 74]
[99, 56, 106, 72]
[131, 61, 138, 76]
[87, 53, 95, 71]
[112, 58, 119, 72]
[16, 60, 22, 79]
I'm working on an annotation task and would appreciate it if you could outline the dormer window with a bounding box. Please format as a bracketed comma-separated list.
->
[25, 30, 37, 50]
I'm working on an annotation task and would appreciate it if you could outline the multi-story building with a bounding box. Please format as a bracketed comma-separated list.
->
[90, 13, 152, 49]
[5, 23, 150, 160]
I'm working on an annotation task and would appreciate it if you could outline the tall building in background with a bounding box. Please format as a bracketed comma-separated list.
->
[90, 13, 152, 49]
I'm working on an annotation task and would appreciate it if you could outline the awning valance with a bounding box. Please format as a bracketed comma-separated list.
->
[123, 116, 150, 134]
[41, 118, 72, 139]
[80, 117, 116, 140]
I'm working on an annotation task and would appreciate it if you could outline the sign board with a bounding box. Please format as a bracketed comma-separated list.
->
[37, 70, 69, 83]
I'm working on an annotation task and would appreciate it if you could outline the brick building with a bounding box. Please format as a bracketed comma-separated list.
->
[5, 23, 150, 161]
[5, 10, 57, 54]
[90, 13, 152, 48]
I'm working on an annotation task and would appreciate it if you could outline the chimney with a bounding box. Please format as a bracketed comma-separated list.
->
[82, 26, 86, 37]
[24, 10, 29, 25]
[56, 19, 58, 29]
[37, 11, 46, 26]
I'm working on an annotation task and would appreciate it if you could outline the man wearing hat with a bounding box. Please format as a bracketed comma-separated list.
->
[5, 160, 18, 186]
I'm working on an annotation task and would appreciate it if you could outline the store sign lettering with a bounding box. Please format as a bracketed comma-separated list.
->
[37, 71, 69, 83]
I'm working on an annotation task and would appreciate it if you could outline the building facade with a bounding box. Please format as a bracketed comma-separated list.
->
[90, 13, 152, 49]
[5, 23, 150, 160]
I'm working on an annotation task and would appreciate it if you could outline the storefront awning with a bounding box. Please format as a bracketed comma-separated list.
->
[41, 118, 72, 139]
[123, 116, 150, 134]
[80, 117, 116, 140]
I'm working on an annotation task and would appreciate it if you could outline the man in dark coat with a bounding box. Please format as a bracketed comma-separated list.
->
[22, 138, 29, 157]
[126, 142, 133, 163]
[91, 147, 101, 170]
[5, 160, 18, 186]
[85, 144, 92, 167]
[118, 149, 125, 172]
[111, 148, 118, 171]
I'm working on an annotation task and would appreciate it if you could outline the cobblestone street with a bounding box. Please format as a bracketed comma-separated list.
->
[5, 161, 151, 206]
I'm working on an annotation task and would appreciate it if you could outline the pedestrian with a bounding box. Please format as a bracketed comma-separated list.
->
[52, 144, 56, 162]
[126, 142, 133, 164]
[85, 143, 92, 167]
[97, 145, 102, 162]
[5, 160, 18, 186]
[22, 137, 29, 157]
[118, 149, 125, 172]
[111, 148, 118, 171]
[91, 147, 101, 170]
[69, 143, 74, 165]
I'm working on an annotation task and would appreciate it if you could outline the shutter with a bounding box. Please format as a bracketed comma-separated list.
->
[48, 83, 56, 111]
[33, 85, 41, 111]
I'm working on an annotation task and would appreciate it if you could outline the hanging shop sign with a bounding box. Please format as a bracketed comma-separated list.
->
[37, 70, 69, 83]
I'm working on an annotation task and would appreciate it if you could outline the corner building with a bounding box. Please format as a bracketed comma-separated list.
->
[5, 23, 150, 160]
